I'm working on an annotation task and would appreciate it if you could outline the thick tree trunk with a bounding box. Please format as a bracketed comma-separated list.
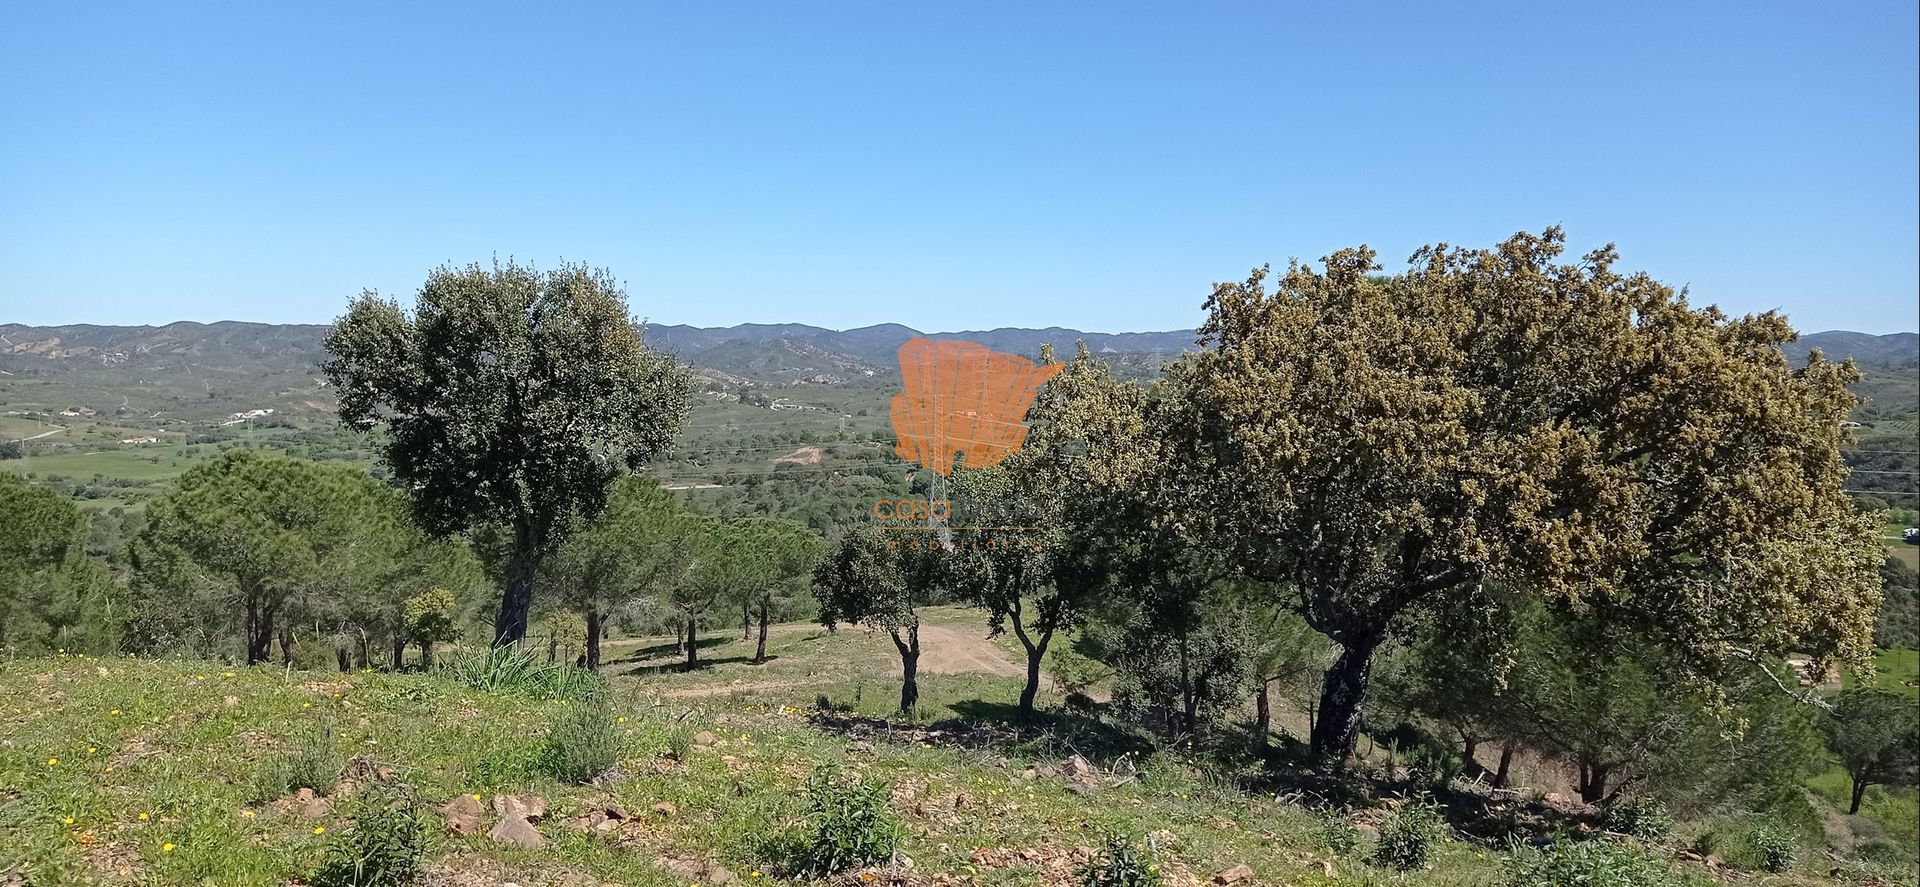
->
[1577, 761, 1612, 805]
[684, 616, 699, 670]
[420, 639, 434, 668]
[1493, 743, 1515, 789]
[392, 634, 406, 671]
[492, 540, 542, 646]
[278, 628, 294, 665]
[336, 645, 351, 673]
[1848, 775, 1867, 815]
[1255, 680, 1273, 750]
[675, 620, 686, 656]
[892, 624, 921, 713]
[584, 608, 602, 671]
[1309, 634, 1381, 760]
[1017, 631, 1051, 722]
[753, 597, 770, 664]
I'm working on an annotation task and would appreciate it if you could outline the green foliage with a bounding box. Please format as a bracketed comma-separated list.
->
[324, 259, 695, 644]
[788, 762, 902, 876]
[0, 472, 121, 654]
[438, 644, 606, 700]
[1078, 831, 1162, 887]
[1373, 800, 1446, 871]
[401, 588, 460, 648]
[539, 700, 620, 783]
[311, 785, 429, 887]
[1825, 688, 1920, 812]
[252, 725, 342, 802]
[1506, 838, 1698, 887]
[1313, 809, 1361, 857]
[1603, 798, 1674, 841]
[1747, 824, 1797, 872]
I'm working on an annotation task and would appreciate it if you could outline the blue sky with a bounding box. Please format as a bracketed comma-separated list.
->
[2, 2, 1915, 333]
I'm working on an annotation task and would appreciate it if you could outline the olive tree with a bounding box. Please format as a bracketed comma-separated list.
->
[324, 260, 693, 645]
[814, 525, 944, 713]
[1155, 228, 1882, 758]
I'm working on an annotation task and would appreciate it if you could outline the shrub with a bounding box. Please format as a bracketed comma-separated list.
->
[310, 786, 429, 887]
[789, 763, 901, 876]
[1078, 831, 1161, 887]
[1506, 838, 1695, 887]
[1404, 742, 1464, 792]
[539, 701, 619, 783]
[1748, 824, 1796, 872]
[1603, 797, 1674, 841]
[253, 725, 342, 801]
[1374, 800, 1446, 871]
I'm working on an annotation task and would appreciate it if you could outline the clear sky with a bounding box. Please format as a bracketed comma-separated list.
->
[2, 2, 1915, 334]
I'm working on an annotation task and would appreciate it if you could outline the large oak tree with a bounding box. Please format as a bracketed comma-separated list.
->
[1155, 228, 1881, 759]
[324, 260, 693, 645]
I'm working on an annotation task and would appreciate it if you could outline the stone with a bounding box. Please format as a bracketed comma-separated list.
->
[1061, 754, 1094, 777]
[650, 801, 678, 817]
[1212, 864, 1254, 885]
[491, 794, 546, 821]
[604, 802, 630, 820]
[692, 730, 718, 747]
[488, 813, 544, 848]
[440, 795, 484, 836]
[705, 866, 738, 885]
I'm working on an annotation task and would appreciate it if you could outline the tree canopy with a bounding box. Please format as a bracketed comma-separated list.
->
[323, 259, 694, 645]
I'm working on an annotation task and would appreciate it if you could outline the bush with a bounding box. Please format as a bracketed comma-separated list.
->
[1374, 800, 1447, 871]
[789, 763, 901, 876]
[1078, 831, 1161, 887]
[310, 785, 429, 887]
[1404, 742, 1464, 792]
[253, 725, 342, 801]
[539, 701, 619, 783]
[1506, 838, 1697, 887]
[1603, 797, 1674, 841]
[1748, 824, 1796, 872]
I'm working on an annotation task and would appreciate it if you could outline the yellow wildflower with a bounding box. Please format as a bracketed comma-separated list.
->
[241, 810, 255, 818]
[313, 826, 325, 835]
[47, 757, 57, 767]
[87, 747, 96, 755]
[138, 812, 150, 821]
[161, 842, 175, 853]
[62, 816, 74, 825]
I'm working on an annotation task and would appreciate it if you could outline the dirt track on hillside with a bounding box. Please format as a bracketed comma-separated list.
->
[916, 622, 1028, 678]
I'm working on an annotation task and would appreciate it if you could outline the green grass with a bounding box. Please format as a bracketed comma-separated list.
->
[1845, 647, 1920, 698]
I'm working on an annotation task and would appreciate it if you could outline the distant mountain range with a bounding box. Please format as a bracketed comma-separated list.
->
[0, 321, 1910, 377]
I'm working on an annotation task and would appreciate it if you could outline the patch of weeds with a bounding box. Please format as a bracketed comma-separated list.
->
[470, 743, 542, 789]
[1505, 838, 1698, 887]
[1078, 830, 1162, 887]
[253, 724, 342, 801]
[1373, 798, 1446, 871]
[1747, 824, 1796, 872]
[439, 645, 606, 700]
[539, 700, 619, 783]
[1313, 808, 1360, 857]
[311, 783, 430, 887]
[1603, 797, 1673, 841]
[780, 762, 901, 876]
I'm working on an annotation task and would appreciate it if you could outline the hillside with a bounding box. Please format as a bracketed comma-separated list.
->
[5, 608, 1909, 887]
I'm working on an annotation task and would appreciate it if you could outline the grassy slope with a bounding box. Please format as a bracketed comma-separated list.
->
[8, 615, 1907, 887]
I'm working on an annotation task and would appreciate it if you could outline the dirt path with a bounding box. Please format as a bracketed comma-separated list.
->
[915, 622, 1026, 677]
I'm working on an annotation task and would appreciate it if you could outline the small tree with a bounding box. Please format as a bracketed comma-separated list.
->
[1824, 688, 1920, 814]
[730, 518, 821, 665]
[0, 473, 118, 654]
[542, 476, 695, 669]
[814, 526, 943, 713]
[324, 260, 694, 646]
[401, 588, 460, 667]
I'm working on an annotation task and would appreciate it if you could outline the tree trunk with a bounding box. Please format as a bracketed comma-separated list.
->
[1309, 634, 1380, 760]
[244, 592, 275, 665]
[336, 645, 351, 673]
[675, 619, 686, 656]
[492, 538, 542, 646]
[1493, 743, 1515, 789]
[1255, 679, 1273, 750]
[420, 639, 434, 668]
[584, 608, 602, 671]
[742, 600, 751, 641]
[753, 596, 770, 664]
[1017, 631, 1051, 723]
[892, 624, 921, 713]
[1848, 775, 1867, 815]
[684, 616, 699, 670]
[278, 628, 294, 665]
[392, 634, 406, 671]
[356, 630, 371, 669]
[1577, 761, 1612, 805]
